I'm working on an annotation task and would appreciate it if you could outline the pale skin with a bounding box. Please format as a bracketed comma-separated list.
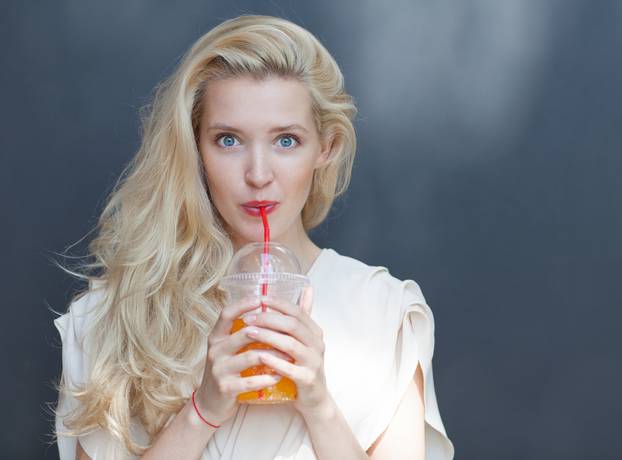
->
[76, 75, 425, 459]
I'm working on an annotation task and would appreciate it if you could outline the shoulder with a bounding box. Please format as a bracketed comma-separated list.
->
[327, 248, 425, 302]
[324, 249, 428, 321]
[54, 282, 104, 330]
[53, 279, 107, 357]
[324, 248, 391, 285]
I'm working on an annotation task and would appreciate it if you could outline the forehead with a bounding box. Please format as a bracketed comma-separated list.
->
[201, 76, 314, 127]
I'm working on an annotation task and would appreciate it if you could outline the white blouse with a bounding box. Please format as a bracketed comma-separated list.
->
[54, 247, 455, 459]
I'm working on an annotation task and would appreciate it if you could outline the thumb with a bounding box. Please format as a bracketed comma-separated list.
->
[300, 285, 313, 315]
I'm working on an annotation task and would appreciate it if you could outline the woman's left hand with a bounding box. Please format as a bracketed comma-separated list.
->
[243, 286, 330, 418]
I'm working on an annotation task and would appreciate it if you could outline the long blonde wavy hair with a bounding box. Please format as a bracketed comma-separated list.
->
[52, 14, 357, 457]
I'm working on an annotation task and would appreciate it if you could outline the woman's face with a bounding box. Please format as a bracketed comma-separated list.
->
[197, 75, 331, 250]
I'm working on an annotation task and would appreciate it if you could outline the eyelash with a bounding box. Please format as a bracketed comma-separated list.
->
[214, 133, 301, 149]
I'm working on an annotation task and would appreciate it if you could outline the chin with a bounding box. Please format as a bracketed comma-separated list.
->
[228, 209, 292, 245]
[235, 227, 278, 246]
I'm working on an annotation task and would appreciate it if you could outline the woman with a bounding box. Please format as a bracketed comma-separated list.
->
[53, 14, 454, 459]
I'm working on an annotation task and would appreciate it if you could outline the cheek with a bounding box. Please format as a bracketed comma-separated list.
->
[283, 164, 315, 197]
[201, 155, 229, 200]
[200, 142, 242, 181]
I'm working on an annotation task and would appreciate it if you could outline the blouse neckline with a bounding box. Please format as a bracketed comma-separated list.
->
[305, 247, 331, 278]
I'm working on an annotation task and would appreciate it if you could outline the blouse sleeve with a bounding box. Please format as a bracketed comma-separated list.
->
[355, 269, 455, 459]
[54, 285, 136, 460]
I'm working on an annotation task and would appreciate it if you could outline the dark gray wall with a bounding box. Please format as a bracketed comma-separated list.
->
[3, 1, 621, 459]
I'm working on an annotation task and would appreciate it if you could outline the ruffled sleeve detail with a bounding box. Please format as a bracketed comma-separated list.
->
[54, 282, 138, 460]
[354, 268, 455, 459]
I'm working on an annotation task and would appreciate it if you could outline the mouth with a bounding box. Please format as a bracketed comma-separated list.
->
[241, 201, 279, 217]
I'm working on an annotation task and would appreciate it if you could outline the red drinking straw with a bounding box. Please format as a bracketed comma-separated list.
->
[259, 206, 270, 313]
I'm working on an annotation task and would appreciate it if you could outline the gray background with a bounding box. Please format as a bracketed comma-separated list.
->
[2, 1, 621, 459]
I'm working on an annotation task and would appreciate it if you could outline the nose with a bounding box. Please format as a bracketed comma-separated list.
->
[244, 144, 274, 188]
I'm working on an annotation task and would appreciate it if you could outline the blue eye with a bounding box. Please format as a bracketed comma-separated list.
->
[278, 135, 299, 149]
[215, 133, 300, 149]
[216, 134, 239, 148]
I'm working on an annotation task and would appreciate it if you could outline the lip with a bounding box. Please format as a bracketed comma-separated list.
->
[243, 200, 279, 207]
[241, 201, 279, 217]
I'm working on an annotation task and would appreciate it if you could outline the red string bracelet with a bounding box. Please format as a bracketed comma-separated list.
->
[191, 389, 221, 429]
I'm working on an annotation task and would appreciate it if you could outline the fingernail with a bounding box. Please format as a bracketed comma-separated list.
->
[246, 327, 259, 336]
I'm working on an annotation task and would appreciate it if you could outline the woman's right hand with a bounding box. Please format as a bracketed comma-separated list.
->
[193, 295, 284, 425]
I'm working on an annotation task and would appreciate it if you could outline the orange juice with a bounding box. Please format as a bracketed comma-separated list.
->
[230, 316, 297, 403]
[218, 242, 308, 403]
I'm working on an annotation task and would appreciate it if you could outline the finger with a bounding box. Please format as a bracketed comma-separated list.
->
[216, 325, 268, 358]
[220, 348, 265, 374]
[261, 348, 293, 362]
[245, 326, 309, 364]
[301, 285, 313, 315]
[210, 295, 261, 341]
[221, 348, 291, 375]
[258, 352, 313, 386]
[245, 312, 316, 348]
[221, 374, 282, 396]
[260, 295, 323, 337]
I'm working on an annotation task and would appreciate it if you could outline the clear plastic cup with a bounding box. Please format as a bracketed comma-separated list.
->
[218, 242, 310, 404]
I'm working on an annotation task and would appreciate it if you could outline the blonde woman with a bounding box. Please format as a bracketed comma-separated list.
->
[53, 14, 454, 460]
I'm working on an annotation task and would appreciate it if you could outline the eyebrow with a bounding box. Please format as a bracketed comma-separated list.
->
[206, 123, 309, 134]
